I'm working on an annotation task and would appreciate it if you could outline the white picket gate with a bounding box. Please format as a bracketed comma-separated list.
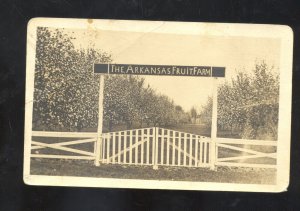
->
[30, 127, 277, 169]
[101, 127, 210, 168]
[101, 128, 156, 166]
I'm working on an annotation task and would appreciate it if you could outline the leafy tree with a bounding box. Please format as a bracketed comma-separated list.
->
[33, 27, 192, 132]
[199, 61, 279, 140]
[33, 27, 111, 131]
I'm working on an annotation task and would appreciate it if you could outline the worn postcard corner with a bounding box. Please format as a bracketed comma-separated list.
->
[24, 17, 293, 192]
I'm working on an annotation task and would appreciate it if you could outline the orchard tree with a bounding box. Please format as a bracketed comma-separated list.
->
[33, 27, 193, 131]
[199, 61, 279, 140]
[33, 27, 111, 131]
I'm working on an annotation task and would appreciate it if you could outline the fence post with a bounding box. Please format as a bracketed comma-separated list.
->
[95, 74, 105, 166]
[210, 77, 218, 170]
[153, 127, 159, 170]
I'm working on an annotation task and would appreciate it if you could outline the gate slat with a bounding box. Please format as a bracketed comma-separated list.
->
[141, 129, 144, 164]
[112, 133, 116, 163]
[161, 129, 164, 165]
[172, 131, 175, 166]
[135, 130, 138, 164]
[94, 138, 97, 156]
[189, 134, 192, 167]
[117, 133, 121, 163]
[216, 142, 218, 162]
[178, 132, 181, 166]
[183, 133, 187, 166]
[129, 130, 133, 164]
[167, 130, 170, 165]
[204, 141, 207, 164]
[155, 127, 159, 167]
[123, 132, 127, 163]
[106, 135, 110, 164]
[195, 136, 198, 167]
[199, 140, 203, 165]
[102, 135, 106, 161]
[153, 128, 156, 165]
[146, 128, 150, 165]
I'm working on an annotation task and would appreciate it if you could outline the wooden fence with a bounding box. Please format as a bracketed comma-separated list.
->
[31, 131, 97, 160]
[30, 127, 277, 169]
[215, 138, 277, 169]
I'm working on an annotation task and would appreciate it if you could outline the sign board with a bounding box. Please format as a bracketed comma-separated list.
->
[94, 63, 225, 77]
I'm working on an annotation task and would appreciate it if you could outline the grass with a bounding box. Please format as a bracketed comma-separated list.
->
[30, 158, 276, 185]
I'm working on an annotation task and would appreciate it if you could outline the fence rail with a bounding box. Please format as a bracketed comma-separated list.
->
[215, 138, 277, 169]
[30, 127, 277, 170]
[31, 131, 97, 160]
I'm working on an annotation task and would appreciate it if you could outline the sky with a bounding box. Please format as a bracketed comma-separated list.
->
[65, 28, 281, 112]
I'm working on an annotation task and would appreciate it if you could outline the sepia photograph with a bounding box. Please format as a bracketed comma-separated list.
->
[24, 18, 293, 192]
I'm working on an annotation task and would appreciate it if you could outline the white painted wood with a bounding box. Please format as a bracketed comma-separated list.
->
[152, 128, 155, 166]
[178, 133, 181, 166]
[215, 162, 277, 169]
[199, 140, 203, 164]
[31, 138, 96, 150]
[129, 130, 133, 164]
[210, 77, 218, 170]
[106, 136, 110, 164]
[195, 136, 198, 167]
[31, 154, 95, 160]
[153, 128, 206, 140]
[146, 129, 150, 165]
[112, 133, 116, 164]
[31, 127, 277, 169]
[204, 141, 207, 164]
[100, 127, 154, 134]
[154, 127, 159, 169]
[32, 131, 97, 138]
[160, 129, 164, 165]
[102, 136, 106, 160]
[167, 130, 170, 165]
[94, 138, 97, 158]
[117, 134, 121, 163]
[215, 141, 219, 162]
[217, 138, 277, 146]
[31, 141, 95, 156]
[107, 137, 148, 161]
[217, 153, 277, 162]
[189, 134, 192, 166]
[141, 129, 144, 164]
[217, 143, 276, 158]
[183, 133, 187, 166]
[95, 75, 105, 166]
[135, 131, 138, 164]
[165, 139, 197, 162]
[172, 132, 176, 165]
[123, 132, 127, 164]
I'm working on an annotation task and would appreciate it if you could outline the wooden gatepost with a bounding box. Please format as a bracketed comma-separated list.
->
[210, 77, 218, 170]
[94, 74, 105, 166]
